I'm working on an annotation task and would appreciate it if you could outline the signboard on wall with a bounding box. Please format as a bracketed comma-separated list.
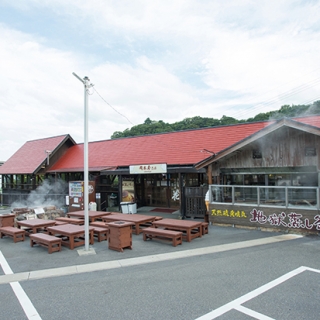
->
[122, 178, 135, 203]
[209, 204, 320, 233]
[129, 163, 167, 174]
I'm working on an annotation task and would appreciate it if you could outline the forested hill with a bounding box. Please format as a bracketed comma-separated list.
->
[111, 100, 320, 139]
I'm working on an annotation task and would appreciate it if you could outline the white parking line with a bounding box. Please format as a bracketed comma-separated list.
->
[0, 234, 304, 319]
[195, 266, 320, 320]
[0, 251, 42, 320]
[234, 305, 275, 320]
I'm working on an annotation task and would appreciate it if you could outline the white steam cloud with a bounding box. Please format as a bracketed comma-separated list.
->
[11, 179, 68, 210]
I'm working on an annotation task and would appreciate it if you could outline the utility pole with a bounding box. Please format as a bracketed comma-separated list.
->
[72, 72, 93, 252]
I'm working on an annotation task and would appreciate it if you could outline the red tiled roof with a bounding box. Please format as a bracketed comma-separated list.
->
[49, 121, 272, 172]
[3, 115, 320, 175]
[0, 135, 73, 174]
[291, 115, 320, 127]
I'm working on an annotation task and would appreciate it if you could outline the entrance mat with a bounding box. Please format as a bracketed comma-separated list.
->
[150, 208, 177, 213]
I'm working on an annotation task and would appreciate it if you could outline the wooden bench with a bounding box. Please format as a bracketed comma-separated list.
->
[55, 217, 84, 225]
[201, 222, 209, 235]
[92, 226, 109, 242]
[139, 216, 163, 228]
[142, 227, 182, 247]
[90, 221, 108, 228]
[29, 233, 62, 254]
[54, 220, 68, 226]
[0, 226, 25, 243]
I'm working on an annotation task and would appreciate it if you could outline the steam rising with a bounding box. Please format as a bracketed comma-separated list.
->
[11, 179, 68, 209]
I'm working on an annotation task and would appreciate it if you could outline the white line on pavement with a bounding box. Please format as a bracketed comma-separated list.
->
[195, 266, 320, 320]
[0, 251, 42, 320]
[234, 305, 275, 320]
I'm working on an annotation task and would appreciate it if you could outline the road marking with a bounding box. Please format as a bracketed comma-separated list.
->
[0, 251, 42, 320]
[234, 305, 275, 320]
[195, 266, 320, 320]
[0, 234, 302, 284]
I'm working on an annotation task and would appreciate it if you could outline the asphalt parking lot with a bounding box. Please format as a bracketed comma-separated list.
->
[0, 211, 320, 320]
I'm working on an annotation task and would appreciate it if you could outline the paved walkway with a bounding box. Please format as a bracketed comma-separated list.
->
[0, 233, 301, 285]
[1, 207, 316, 320]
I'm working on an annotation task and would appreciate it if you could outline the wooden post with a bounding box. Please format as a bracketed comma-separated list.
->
[207, 164, 213, 184]
[118, 175, 122, 211]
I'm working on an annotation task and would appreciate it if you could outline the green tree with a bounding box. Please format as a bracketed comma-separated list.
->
[110, 101, 320, 139]
[219, 115, 238, 125]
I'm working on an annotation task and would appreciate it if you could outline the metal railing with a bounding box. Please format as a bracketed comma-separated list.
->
[208, 185, 320, 210]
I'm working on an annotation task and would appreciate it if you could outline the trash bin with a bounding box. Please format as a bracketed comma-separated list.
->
[120, 202, 130, 214]
[89, 202, 97, 211]
[107, 221, 133, 252]
[128, 202, 137, 214]
[120, 202, 137, 214]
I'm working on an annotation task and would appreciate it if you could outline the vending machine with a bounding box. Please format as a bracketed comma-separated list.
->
[68, 181, 96, 212]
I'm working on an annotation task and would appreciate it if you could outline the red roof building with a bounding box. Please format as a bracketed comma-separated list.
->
[1, 115, 320, 216]
[47, 121, 270, 173]
[0, 134, 75, 175]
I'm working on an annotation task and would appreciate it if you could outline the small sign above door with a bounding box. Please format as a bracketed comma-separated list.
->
[130, 163, 167, 174]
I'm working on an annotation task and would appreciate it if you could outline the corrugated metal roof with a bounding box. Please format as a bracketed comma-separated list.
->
[0, 135, 73, 174]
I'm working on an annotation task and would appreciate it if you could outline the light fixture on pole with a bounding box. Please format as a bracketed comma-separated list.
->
[72, 72, 93, 251]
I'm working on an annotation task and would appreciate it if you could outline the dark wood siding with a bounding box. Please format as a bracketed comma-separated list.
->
[218, 128, 320, 170]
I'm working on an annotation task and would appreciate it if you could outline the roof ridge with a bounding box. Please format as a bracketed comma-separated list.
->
[26, 134, 70, 143]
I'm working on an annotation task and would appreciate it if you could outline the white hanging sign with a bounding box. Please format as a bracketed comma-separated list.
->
[130, 163, 167, 174]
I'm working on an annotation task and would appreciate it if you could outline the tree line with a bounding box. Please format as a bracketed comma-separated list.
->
[111, 100, 320, 139]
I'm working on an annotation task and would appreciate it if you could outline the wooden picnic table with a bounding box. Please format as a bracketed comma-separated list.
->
[55, 217, 85, 225]
[16, 219, 56, 236]
[67, 210, 108, 222]
[47, 224, 94, 250]
[101, 214, 157, 235]
[152, 218, 202, 242]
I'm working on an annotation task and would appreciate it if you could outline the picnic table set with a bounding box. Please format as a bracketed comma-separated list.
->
[0, 210, 209, 254]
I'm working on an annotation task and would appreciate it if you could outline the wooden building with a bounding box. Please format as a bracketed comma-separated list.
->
[0, 135, 76, 205]
[1, 115, 320, 230]
[195, 117, 320, 234]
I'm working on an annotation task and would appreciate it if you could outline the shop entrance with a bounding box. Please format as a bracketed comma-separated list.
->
[140, 174, 180, 208]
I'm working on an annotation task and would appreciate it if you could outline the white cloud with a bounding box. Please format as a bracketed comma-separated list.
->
[0, 23, 201, 159]
[1, 0, 320, 160]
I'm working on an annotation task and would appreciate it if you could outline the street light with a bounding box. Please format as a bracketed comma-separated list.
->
[72, 72, 93, 251]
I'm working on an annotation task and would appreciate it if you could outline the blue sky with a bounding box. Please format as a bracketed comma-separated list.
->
[1, 0, 320, 160]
